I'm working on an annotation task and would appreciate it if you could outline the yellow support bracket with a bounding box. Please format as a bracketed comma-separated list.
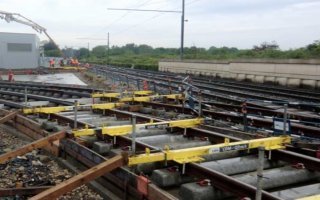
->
[73, 118, 204, 137]
[128, 136, 291, 166]
[23, 103, 124, 114]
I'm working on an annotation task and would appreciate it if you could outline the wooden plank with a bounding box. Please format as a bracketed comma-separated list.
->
[0, 111, 18, 124]
[16, 123, 43, 140]
[0, 130, 66, 164]
[16, 116, 46, 135]
[0, 109, 10, 116]
[0, 186, 52, 197]
[29, 155, 124, 200]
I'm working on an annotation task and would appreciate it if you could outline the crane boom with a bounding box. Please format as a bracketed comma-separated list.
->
[0, 10, 59, 50]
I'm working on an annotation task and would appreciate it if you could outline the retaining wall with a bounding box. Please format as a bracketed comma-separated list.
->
[158, 59, 320, 89]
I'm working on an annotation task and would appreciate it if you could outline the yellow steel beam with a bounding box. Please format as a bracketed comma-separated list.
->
[91, 92, 121, 98]
[128, 136, 291, 165]
[119, 94, 183, 102]
[73, 118, 204, 137]
[133, 90, 153, 96]
[91, 103, 124, 110]
[297, 195, 320, 200]
[23, 103, 124, 114]
[91, 90, 153, 98]
[119, 96, 151, 102]
[23, 106, 74, 114]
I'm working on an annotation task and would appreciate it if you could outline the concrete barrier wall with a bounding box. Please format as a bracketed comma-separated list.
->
[159, 59, 320, 89]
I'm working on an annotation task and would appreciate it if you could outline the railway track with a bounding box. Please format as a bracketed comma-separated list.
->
[108, 67, 320, 99]
[94, 66, 320, 111]
[88, 67, 320, 133]
[43, 107, 320, 200]
[1, 84, 319, 139]
[0, 70, 319, 199]
[100, 66, 320, 103]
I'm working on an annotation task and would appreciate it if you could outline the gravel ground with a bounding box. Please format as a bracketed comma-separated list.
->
[0, 127, 27, 154]
[0, 126, 103, 200]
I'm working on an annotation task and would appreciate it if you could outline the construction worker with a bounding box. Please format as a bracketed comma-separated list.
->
[70, 58, 75, 66]
[49, 59, 55, 68]
[8, 70, 14, 82]
[143, 80, 149, 91]
[241, 100, 248, 132]
[74, 58, 79, 67]
[59, 59, 64, 67]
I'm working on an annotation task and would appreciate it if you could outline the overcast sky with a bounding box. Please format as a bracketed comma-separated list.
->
[1, 0, 320, 50]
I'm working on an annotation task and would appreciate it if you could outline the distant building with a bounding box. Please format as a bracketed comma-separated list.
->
[0, 32, 40, 69]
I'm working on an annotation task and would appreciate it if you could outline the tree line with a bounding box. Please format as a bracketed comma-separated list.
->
[44, 40, 320, 70]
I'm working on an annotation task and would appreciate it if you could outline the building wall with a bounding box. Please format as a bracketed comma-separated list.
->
[159, 59, 320, 89]
[0, 32, 40, 69]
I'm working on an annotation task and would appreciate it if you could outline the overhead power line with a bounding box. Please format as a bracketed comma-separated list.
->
[108, 8, 181, 13]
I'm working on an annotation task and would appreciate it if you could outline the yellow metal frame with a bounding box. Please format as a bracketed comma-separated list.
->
[23, 103, 124, 114]
[128, 136, 291, 165]
[73, 118, 204, 137]
[91, 90, 153, 98]
[119, 94, 183, 102]
[91, 92, 121, 98]
[297, 195, 320, 200]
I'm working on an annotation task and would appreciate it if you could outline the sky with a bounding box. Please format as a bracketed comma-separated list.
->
[1, 0, 320, 50]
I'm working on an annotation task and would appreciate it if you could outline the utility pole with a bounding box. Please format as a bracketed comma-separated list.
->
[180, 0, 185, 60]
[107, 32, 110, 65]
[87, 42, 90, 57]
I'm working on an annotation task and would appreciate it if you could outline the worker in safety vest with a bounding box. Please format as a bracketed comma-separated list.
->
[8, 70, 14, 82]
[49, 59, 55, 68]
[143, 80, 149, 91]
[74, 59, 79, 67]
[70, 58, 75, 66]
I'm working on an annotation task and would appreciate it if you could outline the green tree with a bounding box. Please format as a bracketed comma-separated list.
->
[43, 41, 61, 57]
[306, 40, 320, 57]
[79, 48, 89, 58]
[91, 46, 107, 58]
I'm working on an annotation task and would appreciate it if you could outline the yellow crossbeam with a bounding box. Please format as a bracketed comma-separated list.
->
[91, 90, 153, 98]
[128, 136, 291, 165]
[23, 103, 124, 114]
[73, 118, 204, 137]
[91, 92, 121, 98]
[119, 94, 183, 102]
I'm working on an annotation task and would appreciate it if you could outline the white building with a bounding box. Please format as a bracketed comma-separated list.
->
[0, 32, 40, 69]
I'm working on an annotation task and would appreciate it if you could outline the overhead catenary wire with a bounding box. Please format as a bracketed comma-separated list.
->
[83, 0, 153, 38]
[109, 0, 202, 36]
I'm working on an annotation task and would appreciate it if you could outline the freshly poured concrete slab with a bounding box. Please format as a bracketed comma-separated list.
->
[1, 73, 87, 86]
